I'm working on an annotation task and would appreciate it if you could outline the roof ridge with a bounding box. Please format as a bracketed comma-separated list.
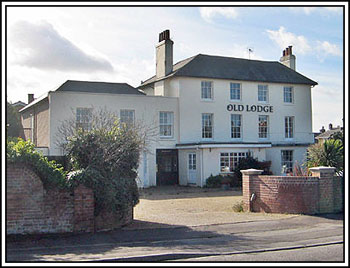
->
[66, 80, 129, 85]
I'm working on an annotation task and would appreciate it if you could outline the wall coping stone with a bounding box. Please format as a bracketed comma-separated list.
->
[309, 166, 336, 171]
[241, 169, 264, 175]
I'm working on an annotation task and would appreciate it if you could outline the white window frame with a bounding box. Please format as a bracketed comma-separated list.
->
[283, 86, 294, 103]
[281, 150, 294, 173]
[202, 113, 213, 139]
[258, 84, 268, 103]
[159, 111, 174, 138]
[220, 152, 250, 173]
[201, 81, 213, 100]
[258, 115, 269, 139]
[231, 114, 242, 139]
[230, 83, 241, 101]
[120, 109, 135, 126]
[188, 153, 197, 170]
[76, 107, 92, 131]
[285, 116, 294, 139]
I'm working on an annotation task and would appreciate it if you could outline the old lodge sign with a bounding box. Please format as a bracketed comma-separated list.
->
[227, 104, 274, 113]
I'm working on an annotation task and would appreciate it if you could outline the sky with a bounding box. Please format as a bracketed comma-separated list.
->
[3, 2, 347, 132]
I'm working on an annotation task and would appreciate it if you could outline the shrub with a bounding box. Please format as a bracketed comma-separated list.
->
[233, 156, 272, 187]
[205, 174, 224, 188]
[306, 139, 343, 175]
[6, 138, 67, 189]
[232, 201, 244, 212]
[65, 120, 142, 215]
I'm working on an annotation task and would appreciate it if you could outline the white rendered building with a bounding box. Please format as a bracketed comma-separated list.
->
[20, 30, 317, 187]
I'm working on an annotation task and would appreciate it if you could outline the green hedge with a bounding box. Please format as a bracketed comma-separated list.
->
[6, 138, 68, 189]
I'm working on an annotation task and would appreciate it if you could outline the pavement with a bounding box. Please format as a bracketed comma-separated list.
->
[5, 186, 346, 263]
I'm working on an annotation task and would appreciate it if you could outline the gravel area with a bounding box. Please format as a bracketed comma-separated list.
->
[128, 186, 297, 229]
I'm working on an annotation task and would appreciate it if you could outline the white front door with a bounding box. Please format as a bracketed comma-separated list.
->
[188, 153, 197, 184]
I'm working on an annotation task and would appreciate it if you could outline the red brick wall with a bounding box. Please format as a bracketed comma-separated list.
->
[6, 163, 134, 235]
[245, 176, 319, 214]
[6, 164, 75, 234]
[242, 170, 343, 215]
[333, 176, 344, 213]
[6, 164, 95, 235]
[73, 184, 95, 232]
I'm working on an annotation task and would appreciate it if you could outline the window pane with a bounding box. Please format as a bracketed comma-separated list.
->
[76, 108, 92, 131]
[231, 114, 242, 138]
[259, 115, 268, 139]
[281, 150, 293, 172]
[201, 81, 212, 99]
[230, 83, 241, 100]
[160, 112, 173, 137]
[284, 87, 293, 103]
[220, 152, 248, 172]
[258, 85, 268, 102]
[202, 113, 213, 138]
[285, 116, 294, 138]
[120, 109, 135, 126]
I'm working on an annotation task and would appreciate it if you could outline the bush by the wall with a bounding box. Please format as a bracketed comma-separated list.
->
[233, 156, 272, 187]
[65, 122, 141, 216]
[205, 174, 224, 188]
[6, 138, 67, 189]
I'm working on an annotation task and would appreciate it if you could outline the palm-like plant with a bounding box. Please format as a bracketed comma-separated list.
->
[306, 139, 344, 175]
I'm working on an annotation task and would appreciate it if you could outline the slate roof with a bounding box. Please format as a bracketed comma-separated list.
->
[139, 54, 317, 87]
[57, 80, 145, 95]
[315, 127, 343, 140]
[20, 80, 145, 112]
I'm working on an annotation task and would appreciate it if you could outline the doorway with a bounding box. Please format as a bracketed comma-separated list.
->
[188, 153, 197, 185]
[156, 149, 179, 186]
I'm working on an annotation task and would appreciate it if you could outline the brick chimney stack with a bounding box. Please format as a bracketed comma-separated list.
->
[28, 94, 34, 104]
[280, 45, 296, 71]
[156, 29, 173, 78]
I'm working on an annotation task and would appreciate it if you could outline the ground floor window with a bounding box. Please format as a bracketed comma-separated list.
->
[281, 150, 293, 172]
[220, 152, 250, 172]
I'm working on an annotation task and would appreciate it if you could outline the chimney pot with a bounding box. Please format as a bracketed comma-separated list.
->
[28, 94, 34, 104]
[283, 50, 286, 56]
[288, 45, 293, 55]
[320, 126, 325, 133]
[329, 123, 333, 130]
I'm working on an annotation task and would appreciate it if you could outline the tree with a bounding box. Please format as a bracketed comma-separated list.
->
[55, 107, 158, 155]
[306, 139, 343, 175]
[6, 102, 22, 138]
[330, 129, 344, 144]
[59, 107, 158, 216]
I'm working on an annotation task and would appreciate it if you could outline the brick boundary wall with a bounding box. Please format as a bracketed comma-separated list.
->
[6, 164, 76, 235]
[6, 163, 134, 235]
[242, 167, 343, 215]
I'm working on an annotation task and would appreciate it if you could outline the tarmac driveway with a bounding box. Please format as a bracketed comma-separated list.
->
[128, 185, 297, 229]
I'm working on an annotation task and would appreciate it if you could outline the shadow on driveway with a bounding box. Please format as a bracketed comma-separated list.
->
[6, 219, 252, 262]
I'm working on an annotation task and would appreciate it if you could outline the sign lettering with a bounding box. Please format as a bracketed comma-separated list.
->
[227, 104, 273, 113]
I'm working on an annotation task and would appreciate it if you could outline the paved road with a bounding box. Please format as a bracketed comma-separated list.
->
[6, 213, 344, 263]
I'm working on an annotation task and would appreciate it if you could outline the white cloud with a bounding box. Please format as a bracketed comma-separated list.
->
[316, 41, 342, 57]
[9, 20, 114, 73]
[199, 7, 238, 22]
[266, 27, 342, 61]
[266, 26, 311, 54]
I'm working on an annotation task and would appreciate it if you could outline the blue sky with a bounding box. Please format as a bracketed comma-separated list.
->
[4, 4, 346, 132]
